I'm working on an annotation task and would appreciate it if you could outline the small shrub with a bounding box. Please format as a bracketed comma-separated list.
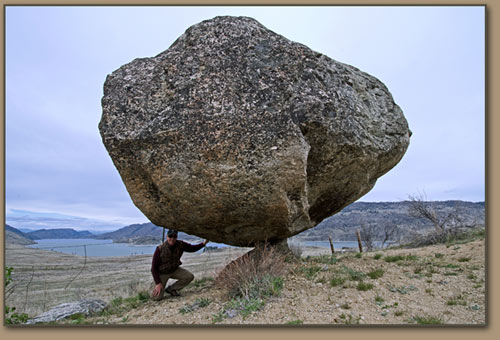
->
[5, 266, 13, 286]
[388, 285, 417, 294]
[435, 253, 444, 258]
[124, 296, 140, 309]
[240, 299, 265, 318]
[394, 310, 404, 316]
[338, 313, 361, 324]
[355, 253, 362, 259]
[110, 296, 123, 308]
[197, 297, 211, 308]
[104, 291, 149, 316]
[443, 263, 461, 269]
[357, 282, 373, 291]
[286, 319, 303, 325]
[314, 255, 338, 265]
[427, 267, 439, 275]
[330, 276, 346, 287]
[137, 291, 149, 302]
[317, 277, 327, 285]
[69, 313, 86, 325]
[5, 267, 29, 325]
[375, 295, 384, 304]
[225, 297, 265, 319]
[458, 257, 471, 262]
[384, 255, 405, 263]
[345, 267, 366, 281]
[179, 298, 212, 314]
[413, 315, 443, 324]
[5, 306, 29, 325]
[211, 311, 226, 324]
[381, 302, 399, 309]
[467, 273, 477, 280]
[368, 268, 384, 279]
[301, 266, 322, 280]
[179, 306, 192, 315]
[447, 295, 467, 306]
[405, 254, 419, 261]
[373, 254, 383, 260]
[266, 276, 284, 297]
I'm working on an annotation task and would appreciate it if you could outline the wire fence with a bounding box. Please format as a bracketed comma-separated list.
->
[5, 241, 228, 319]
[6, 242, 157, 318]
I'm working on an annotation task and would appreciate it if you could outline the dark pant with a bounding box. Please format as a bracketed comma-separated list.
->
[151, 267, 194, 300]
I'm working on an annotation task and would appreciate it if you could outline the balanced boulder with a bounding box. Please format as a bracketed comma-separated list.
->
[99, 16, 410, 246]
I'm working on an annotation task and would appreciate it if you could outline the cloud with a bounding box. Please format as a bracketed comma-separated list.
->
[5, 209, 127, 232]
[5, 6, 485, 231]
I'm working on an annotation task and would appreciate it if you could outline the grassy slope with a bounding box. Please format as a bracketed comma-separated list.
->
[68, 230, 486, 326]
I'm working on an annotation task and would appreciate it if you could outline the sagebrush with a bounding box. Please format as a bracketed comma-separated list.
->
[215, 243, 287, 300]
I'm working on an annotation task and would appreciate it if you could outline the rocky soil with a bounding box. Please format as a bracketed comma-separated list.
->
[77, 239, 485, 326]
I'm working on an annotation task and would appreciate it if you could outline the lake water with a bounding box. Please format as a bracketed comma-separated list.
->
[27, 239, 234, 257]
[27, 239, 372, 257]
[298, 241, 387, 249]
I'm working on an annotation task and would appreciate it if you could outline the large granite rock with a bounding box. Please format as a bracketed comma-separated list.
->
[99, 16, 410, 247]
[26, 299, 107, 324]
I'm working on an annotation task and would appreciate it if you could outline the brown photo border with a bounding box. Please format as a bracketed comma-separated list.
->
[0, 0, 496, 339]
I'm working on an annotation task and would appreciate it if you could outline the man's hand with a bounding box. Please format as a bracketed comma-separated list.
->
[203, 239, 209, 246]
[152, 283, 164, 298]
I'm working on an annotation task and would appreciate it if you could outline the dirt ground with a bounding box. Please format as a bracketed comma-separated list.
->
[17, 238, 484, 326]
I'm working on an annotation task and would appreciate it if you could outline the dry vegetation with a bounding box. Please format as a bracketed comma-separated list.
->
[5, 229, 485, 326]
[4, 243, 250, 319]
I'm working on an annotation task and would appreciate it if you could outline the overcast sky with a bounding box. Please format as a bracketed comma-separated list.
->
[5, 6, 485, 231]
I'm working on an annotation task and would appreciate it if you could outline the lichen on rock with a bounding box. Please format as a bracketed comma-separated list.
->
[99, 16, 410, 247]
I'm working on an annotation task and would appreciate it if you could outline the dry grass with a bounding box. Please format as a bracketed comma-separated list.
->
[215, 243, 288, 299]
[6, 236, 486, 325]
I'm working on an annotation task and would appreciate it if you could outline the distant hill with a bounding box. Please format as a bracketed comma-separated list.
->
[295, 200, 485, 242]
[26, 228, 94, 240]
[95, 222, 201, 244]
[7, 201, 484, 246]
[6, 225, 37, 245]
[95, 200, 484, 246]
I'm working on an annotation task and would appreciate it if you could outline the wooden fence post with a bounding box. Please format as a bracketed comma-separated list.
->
[356, 229, 363, 253]
[328, 236, 335, 255]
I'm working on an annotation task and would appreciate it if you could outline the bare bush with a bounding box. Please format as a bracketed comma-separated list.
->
[405, 192, 481, 248]
[215, 243, 288, 300]
[408, 193, 464, 233]
[360, 223, 375, 251]
[402, 226, 485, 248]
[381, 223, 399, 248]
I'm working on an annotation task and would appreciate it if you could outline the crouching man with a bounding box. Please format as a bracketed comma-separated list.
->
[151, 229, 209, 300]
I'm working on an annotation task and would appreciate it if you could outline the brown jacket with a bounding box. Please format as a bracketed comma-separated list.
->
[151, 240, 205, 284]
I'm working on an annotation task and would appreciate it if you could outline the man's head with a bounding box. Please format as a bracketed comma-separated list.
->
[166, 229, 178, 246]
